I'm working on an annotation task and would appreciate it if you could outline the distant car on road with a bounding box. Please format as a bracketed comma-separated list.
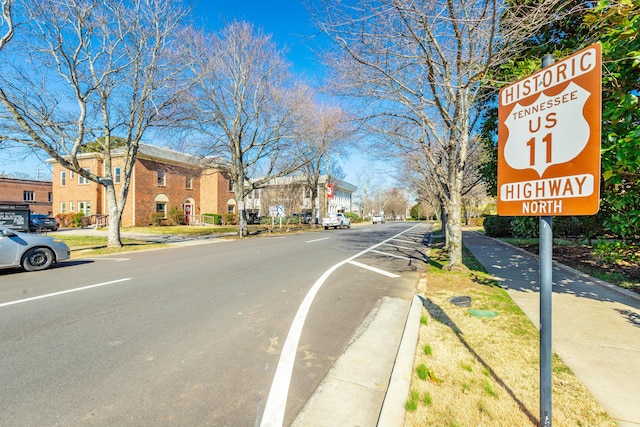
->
[372, 214, 385, 224]
[29, 214, 59, 232]
[0, 227, 70, 271]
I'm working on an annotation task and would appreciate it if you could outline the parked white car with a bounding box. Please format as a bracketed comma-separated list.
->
[0, 227, 70, 271]
[322, 213, 351, 229]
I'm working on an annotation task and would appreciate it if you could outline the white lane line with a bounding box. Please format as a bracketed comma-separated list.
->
[0, 278, 133, 308]
[90, 257, 130, 262]
[370, 249, 411, 261]
[306, 237, 329, 243]
[348, 260, 401, 278]
[260, 224, 421, 427]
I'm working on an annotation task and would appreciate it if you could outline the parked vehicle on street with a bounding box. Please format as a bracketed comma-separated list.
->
[292, 212, 313, 224]
[322, 213, 351, 229]
[0, 227, 70, 271]
[29, 214, 59, 232]
[372, 214, 385, 224]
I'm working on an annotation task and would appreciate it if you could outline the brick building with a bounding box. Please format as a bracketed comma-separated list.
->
[0, 177, 53, 215]
[48, 144, 235, 227]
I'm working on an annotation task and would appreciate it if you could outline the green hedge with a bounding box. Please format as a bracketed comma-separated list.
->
[483, 215, 513, 237]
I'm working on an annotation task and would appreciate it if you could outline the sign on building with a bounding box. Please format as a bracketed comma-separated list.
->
[497, 44, 602, 216]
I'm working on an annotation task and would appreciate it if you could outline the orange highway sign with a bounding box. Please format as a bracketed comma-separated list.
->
[497, 44, 602, 216]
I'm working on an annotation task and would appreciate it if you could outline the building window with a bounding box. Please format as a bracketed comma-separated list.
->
[23, 191, 34, 202]
[60, 202, 67, 213]
[60, 171, 66, 186]
[157, 170, 166, 186]
[69, 202, 75, 212]
[186, 176, 193, 189]
[228, 204, 235, 214]
[114, 167, 121, 184]
[70, 171, 75, 179]
[48, 192, 53, 202]
[79, 168, 90, 185]
[78, 201, 91, 216]
[156, 202, 167, 218]
[229, 179, 233, 191]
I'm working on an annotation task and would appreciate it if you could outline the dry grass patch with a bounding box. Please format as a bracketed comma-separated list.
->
[404, 243, 614, 427]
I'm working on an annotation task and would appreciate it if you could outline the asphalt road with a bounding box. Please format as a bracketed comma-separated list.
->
[0, 222, 430, 426]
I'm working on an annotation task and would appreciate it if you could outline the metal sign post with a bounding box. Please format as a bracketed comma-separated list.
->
[497, 44, 602, 427]
[539, 49, 556, 427]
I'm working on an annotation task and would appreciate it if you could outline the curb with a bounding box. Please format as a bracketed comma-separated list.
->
[377, 294, 424, 426]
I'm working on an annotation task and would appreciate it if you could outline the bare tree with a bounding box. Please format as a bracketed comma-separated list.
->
[184, 21, 313, 237]
[295, 100, 353, 224]
[383, 187, 408, 220]
[0, 0, 191, 247]
[309, 0, 583, 269]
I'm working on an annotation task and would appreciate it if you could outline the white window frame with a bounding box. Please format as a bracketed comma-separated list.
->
[79, 168, 90, 185]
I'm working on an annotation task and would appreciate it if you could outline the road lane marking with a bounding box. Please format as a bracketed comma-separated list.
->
[260, 224, 422, 427]
[306, 237, 329, 243]
[0, 278, 132, 308]
[89, 257, 130, 262]
[370, 249, 412, 261]
[348, 260, 401, 278]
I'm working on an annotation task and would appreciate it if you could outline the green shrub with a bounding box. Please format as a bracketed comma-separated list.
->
[203, 213, 222, 225]
[510, 217, 538, 238]
[149, 212, 164, 226]
[345, 212, 362, 223]
[553, 216, 582, 238]
[168, 206, 185, 225]
[483, 215, 512, 237]
[223, 213, 237, 225]
[72, 212, 85, 228]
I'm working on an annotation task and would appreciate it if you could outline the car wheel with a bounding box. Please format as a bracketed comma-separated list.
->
[22, 247, 55, 271]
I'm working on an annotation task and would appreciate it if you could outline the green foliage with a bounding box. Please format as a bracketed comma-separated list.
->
[587, 0, 640, 240]
[483, 379, 498, 397]
[72, 212, 85, 228]
[410, 204, 428, 220]
[480, 1, 640, 240]
[223, 213, 237, 225]
[422, 391, 433, 405]
[416, 364, 428, 381]
[149, 212, 164, 226]
[594, 240, 640, 265]
[423, 343, 432, 356]
[203, 213, 222, 225]
[405, 390, 419, 412]
[344, 211, 361, 223]
[510, 217, 538, 239]
[168, 206, 185, 225]
[483, 215, 512, 237]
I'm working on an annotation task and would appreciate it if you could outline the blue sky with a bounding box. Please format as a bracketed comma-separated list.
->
[1, 1, 388, 187]
[190, 1, 326, 79]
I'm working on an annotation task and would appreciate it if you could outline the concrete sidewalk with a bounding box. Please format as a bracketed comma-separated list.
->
[464, 231, 640, 427]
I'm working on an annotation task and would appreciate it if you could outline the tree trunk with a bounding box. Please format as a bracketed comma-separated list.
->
[106, 184, 123, 248]
[444, 192, 464, 271]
